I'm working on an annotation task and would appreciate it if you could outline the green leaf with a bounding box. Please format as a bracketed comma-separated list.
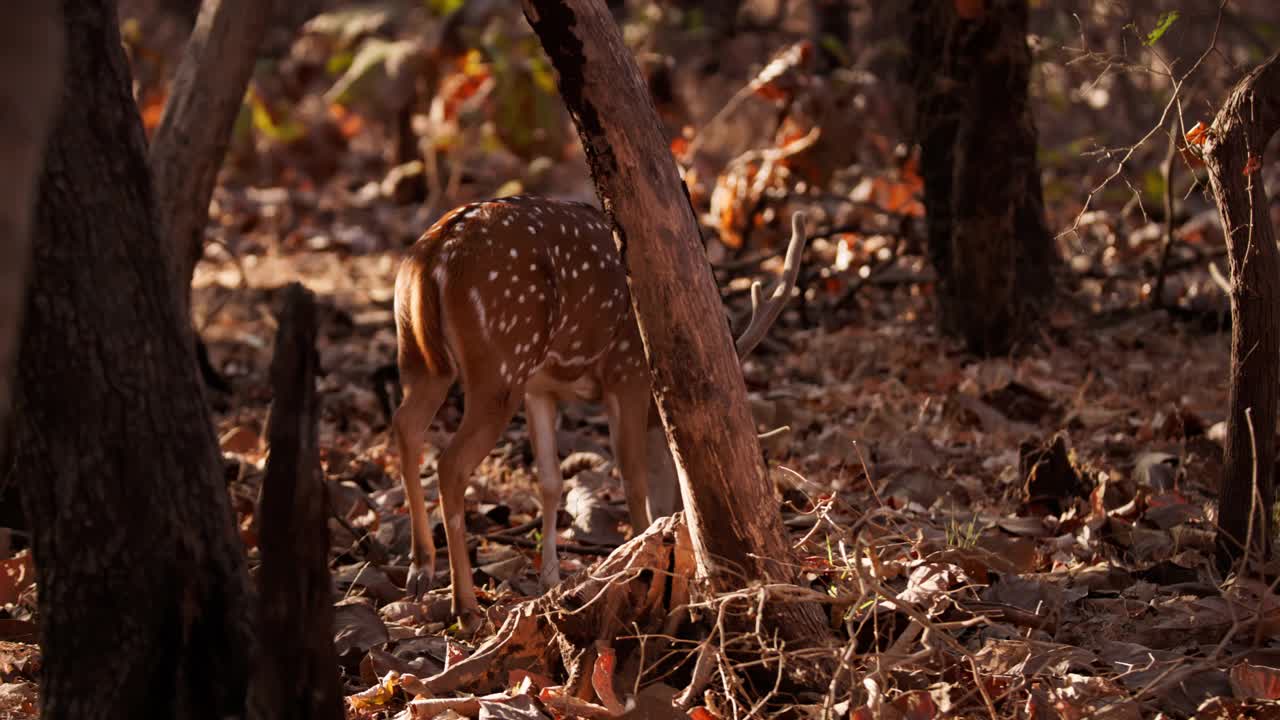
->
[323, 37, 421, 108]
[426, 0, 465, 17]
[326, 48, 354, 76]
[248, 92, 305, 143]
[1144, 11, 1180, 46]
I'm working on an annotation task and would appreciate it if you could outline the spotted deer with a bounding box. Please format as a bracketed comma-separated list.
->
[392, 194, 805, 623]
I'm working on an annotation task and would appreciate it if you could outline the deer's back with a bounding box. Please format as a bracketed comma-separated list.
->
[401, 196, 644, 398]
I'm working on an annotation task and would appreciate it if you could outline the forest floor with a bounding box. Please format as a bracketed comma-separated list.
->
[178, 180, 1267, 718]
[5, 3, 1280, 718]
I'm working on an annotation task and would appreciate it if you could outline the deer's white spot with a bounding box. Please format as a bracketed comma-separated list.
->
[489, 271, 498, 282]
[510, 248, 519, 258]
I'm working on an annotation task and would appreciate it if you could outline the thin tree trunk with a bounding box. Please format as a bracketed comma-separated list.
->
[0, 1, 63, 437]
[520, 0, 832, 682]
[9, 1, 252, 716]
[1205, 52, 1280, 570]
[910, 0, 1056, 356]
[249, 283, 343, 720]
[150, 0, 271, 318]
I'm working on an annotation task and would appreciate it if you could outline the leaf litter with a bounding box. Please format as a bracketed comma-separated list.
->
[5, 1, 1280, 718]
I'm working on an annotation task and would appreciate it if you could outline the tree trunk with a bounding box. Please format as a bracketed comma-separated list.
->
[0, 1, 63, 437]
[1204, 52, 1280, 570]
[910, 0, 1056, 356]
[520, 0, 831, 680]
[8, 1, 253, 717]
[150, 0, 271, 319]
[248, 283, 343, 720]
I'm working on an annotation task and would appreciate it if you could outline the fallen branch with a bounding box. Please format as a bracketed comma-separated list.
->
[422, 514, 695, 703]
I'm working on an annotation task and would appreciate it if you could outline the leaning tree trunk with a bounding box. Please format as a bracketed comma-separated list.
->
[150, 0, 271, 319]
[520, 0, 831, 679]
[0, 1, 63, 438]
[1204, 51, 1280, 570]
[8, 1, 253, 717]
[910, 0, 1056, 356]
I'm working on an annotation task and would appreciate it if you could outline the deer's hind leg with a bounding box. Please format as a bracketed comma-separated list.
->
[393, 364, 453, 599]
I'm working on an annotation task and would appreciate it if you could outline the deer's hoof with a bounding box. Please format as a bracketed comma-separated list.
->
[453, 606, 483, 637]
[539, 565, 562, 592]
[405, 562, 436, 599]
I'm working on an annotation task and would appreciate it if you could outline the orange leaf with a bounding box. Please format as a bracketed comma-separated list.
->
[140, 89, 167, 135]
[508, 669, 555, 690]
[592, 647, 625, 715]
[1185, 121, 1209, 146]
[801, 555, 834, 571]
[954, 0, 984, 20]
[689, 708, 720, 720]
[893, 689, 938, 720]
[871, 176, 925, 217]
[1244, 154, 1262, 175]
[670, 135, 690, 160]
[328, 103, 365, 139]
[1231, 662, 1280, 700]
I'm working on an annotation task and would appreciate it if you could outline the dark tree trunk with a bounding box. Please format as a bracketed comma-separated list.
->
[1204, 52, 1280, 570]
[248, 283, 343, 720]
[910, 0, 1056, 356]
[0, 1, 63, 438]
[7, 1, 252, 717]
[520, 0, 832, 686]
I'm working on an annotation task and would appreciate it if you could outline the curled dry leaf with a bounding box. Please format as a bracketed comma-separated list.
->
[1231, 662, 1280, 701]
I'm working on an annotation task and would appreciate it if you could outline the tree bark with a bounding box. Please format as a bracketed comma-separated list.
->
[520, 0, 831, 677]
[8, 1, 253, 717]
[1204, 51, 1280, 570]
[248, 283, 343, 720]
[910, 0, 1056, 356]
[150, 0, 271, 318]
[0, 1, 63, 437]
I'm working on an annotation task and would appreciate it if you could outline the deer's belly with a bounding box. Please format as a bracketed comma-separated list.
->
[525, 366, 601, 403]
